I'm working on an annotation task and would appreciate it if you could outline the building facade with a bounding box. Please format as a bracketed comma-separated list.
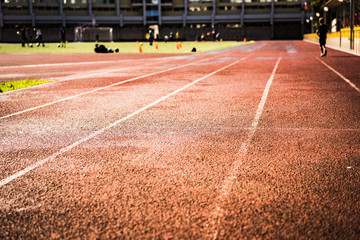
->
[0, 0, 310, 42]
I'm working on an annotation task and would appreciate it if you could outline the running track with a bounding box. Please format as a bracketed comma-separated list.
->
[1, 41, 359, 239]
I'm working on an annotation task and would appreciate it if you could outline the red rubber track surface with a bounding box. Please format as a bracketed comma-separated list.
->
[0, 41, 359, 239]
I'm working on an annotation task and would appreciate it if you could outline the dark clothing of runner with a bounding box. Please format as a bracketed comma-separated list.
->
[317, 24, 328, 46]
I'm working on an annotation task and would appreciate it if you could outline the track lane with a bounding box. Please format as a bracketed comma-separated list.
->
[0, 55, 198, 83]
[316, 57, 360, 93]
[0, 52, 178, 67]
[212, 47, 360, 238]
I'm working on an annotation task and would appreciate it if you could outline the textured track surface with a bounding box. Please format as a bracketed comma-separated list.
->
[1, 41, 359, 239]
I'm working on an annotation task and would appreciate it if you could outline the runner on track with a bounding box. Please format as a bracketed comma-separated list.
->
[316, 18, 328, 57]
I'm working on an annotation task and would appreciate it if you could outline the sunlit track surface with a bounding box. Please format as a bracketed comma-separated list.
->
[1, 41, 360, 239]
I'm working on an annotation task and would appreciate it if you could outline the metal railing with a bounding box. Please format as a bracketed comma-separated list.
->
[304, 27, 360, 56]
[339, 28, 360, 55]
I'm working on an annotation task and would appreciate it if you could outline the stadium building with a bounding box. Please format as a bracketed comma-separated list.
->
[0, 0, 310, 42]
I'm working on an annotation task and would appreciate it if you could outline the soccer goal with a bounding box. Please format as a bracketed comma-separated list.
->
[74, 27, 113, 42]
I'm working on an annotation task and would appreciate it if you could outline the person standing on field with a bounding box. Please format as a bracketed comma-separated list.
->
[59, 25, 67, 48]
[20, 25, 28, 47]
[34, 28, 45, 47]
[316, 18, 328, 57]
[148, 29, 154, 46]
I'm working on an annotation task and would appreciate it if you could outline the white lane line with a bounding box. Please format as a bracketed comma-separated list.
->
[316, 57, 360, 93]
[0, 59, 138, 70]
[256, 127, 360, 132]
[0, 56, 248, 188]
[211, 57, 281, 239]
[53, 59, 178, 83]
[0, 60, 162, 96]
[0, 56, 189, 70]
[0, 57, 213, 120]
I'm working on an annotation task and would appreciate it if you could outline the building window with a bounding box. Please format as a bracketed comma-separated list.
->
[63, 0, 87, 3]
[4, 0, 28, 2]
[132, 0, 142, 4]
[92, 0, 115, 3]
[33, 0, 58, 3]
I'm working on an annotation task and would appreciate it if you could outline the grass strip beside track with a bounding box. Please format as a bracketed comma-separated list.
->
[0, 79, 51, 93]
[0, 41, 252, 54]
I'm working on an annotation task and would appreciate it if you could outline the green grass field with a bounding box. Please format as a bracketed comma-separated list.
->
[0, 79, 51, 93]
[0, 41, 253, 54]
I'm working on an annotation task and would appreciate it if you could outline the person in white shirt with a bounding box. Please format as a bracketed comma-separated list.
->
[34, 28, 45, 47]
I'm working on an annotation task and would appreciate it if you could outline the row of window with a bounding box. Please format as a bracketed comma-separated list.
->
[188, 22, 271, 28]
[2, 0, 116, 3]
[2, 4, 300, 11]
[3, 5, 299, 11]
[1, 0, 301, 3]
[3, 22, 280, 29]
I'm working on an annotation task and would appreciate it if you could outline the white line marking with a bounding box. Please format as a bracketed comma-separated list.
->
[0, 56, 248, 188]
[0, 60, 167, 96]
[0, 73, 28, 78]
[44, 60, 166, 83]
[0, 59, 138, 70]
[211, 57, 281, 239]
[0, 57, 214, 120]
[0, 56, 191, 70]
[316, 57, 360, 93]
[256, 127, 360, 132]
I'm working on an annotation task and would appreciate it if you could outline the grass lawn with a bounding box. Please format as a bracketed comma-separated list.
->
[0, 41, 253, 54]
[0, 79, 51, 93]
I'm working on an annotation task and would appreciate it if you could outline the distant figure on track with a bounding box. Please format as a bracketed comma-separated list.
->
[316, 18, 328, 57]
[59, 25, 66, 48]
